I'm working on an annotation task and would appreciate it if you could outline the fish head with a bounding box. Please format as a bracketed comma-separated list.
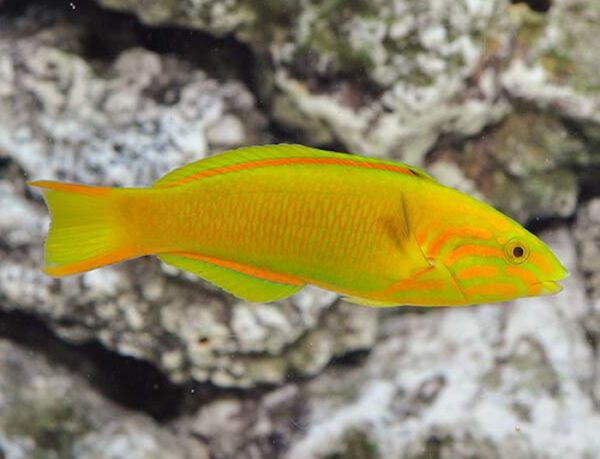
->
[431, 202, 569, 305]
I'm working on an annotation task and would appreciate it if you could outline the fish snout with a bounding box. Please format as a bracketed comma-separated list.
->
[538, 265, 570, 296]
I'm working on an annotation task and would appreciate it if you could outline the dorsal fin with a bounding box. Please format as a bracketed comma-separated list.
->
[153, 144, 434, 188]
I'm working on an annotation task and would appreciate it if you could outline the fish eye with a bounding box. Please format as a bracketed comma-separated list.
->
[504, 239, 529, 265]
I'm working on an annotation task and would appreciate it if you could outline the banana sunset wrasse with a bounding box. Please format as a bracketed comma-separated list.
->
[29, 144, 568, 306]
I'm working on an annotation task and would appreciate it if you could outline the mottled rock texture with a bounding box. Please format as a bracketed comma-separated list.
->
[574, 198, 600, 409]
[0, 4, 376, 388]
[96, 0, 600, 139]
[287, 228, 600, 459]
[97, 0, 514, 162]
[0, 339, 209, 459]
[428, 111, 594, 222]
[1, 0, 599, 458]
[94, 0, 600, 223]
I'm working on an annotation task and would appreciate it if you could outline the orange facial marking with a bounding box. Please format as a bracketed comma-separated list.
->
[416, 227, 430, 247]
[528, 251, 554, 275]
[380, 276, 444, 296]
[456, 265, 499, 281]
[488, 215, 510, 231]
[505, 265, 537, 285]
[463, 282, 518, 297]
[506, 265, 540, 295]
[158, 157, 420, 188]
[175, 252, 303, 286]
[446, 245, 504, 266]
[428, 227, 493, 258]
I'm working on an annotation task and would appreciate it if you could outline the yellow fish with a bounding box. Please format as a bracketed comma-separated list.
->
[29, 144, 568, 306]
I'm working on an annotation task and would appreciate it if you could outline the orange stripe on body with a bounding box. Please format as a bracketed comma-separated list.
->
[379, 265, 440, 296]
[446, 245, 504, 265]
[428, 227, 492, 258]
[159, 157, 420, 188]
[463, 282, 518, 297]
[175, 252, 303, 286]
[382, 278, 445, 295]
[455, 265, 499, 281]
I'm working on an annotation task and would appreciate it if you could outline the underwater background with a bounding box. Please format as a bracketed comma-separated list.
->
[1, 0, 599, 458]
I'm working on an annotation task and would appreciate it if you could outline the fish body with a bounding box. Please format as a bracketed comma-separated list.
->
[29, 144, 568, 306]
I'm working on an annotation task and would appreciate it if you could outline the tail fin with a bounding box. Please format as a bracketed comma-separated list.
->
[28, 180, 139, 277]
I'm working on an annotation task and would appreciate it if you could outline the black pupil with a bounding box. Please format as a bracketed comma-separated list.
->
[513, 246, 524, 258]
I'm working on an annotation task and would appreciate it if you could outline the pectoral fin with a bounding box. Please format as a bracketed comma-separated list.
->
[159, 252, 304, 302]
[381, 194, 432, 278]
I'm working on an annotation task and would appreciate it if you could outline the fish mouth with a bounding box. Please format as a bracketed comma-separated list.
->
[537, 266, 570, 296]
[539, 280, 563, 295]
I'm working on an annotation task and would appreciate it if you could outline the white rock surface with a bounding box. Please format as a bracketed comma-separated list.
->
[286, 228, 600, 459]
[0, 1, 599, 458]
[0, 9, 376, 388]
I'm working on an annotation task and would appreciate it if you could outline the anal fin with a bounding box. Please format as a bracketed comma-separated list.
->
[343, 296, 402, 307]
[158, 252, 304, 303]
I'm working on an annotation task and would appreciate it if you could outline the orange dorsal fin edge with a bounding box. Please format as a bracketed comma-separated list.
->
[153, 144, 435, 188]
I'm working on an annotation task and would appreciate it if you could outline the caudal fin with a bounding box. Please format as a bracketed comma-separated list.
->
[29, 180, 139, 277]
